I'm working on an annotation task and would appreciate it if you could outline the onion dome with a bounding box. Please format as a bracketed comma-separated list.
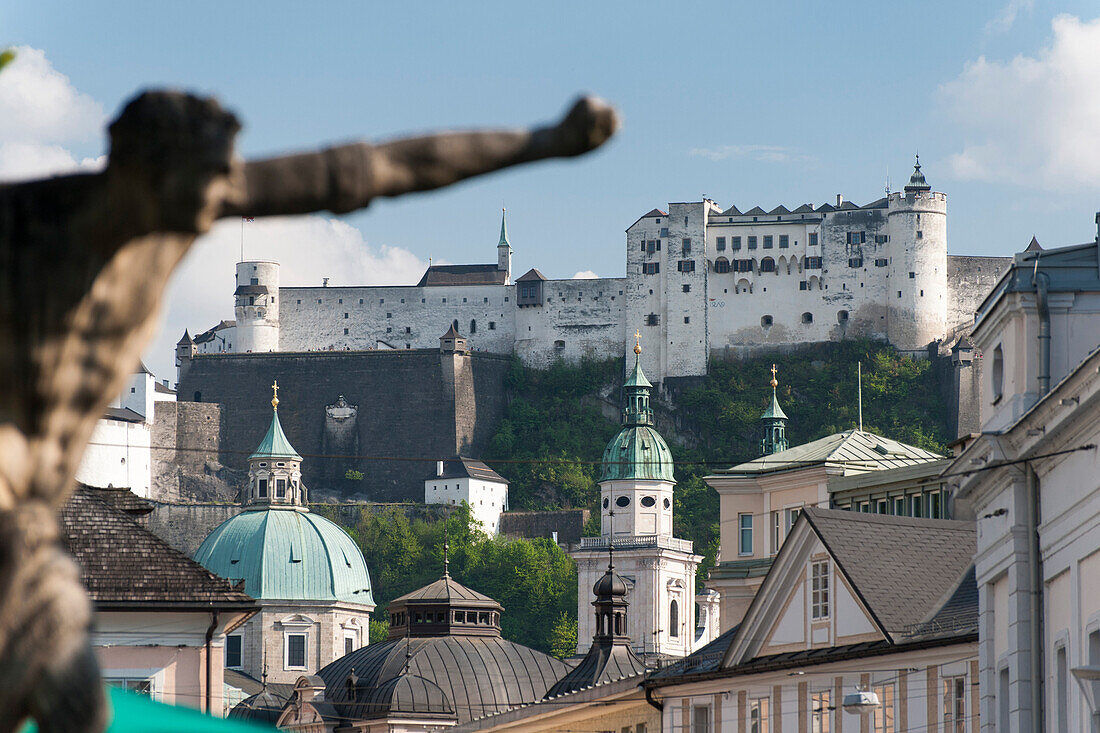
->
[600, 337, 675, 482]
[592, 567, 627, 598]
[904, 154, 931, 193]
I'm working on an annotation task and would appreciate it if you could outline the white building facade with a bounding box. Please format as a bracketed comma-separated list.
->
[180, 163, 1008, 383]
[424, 457, 510, 535]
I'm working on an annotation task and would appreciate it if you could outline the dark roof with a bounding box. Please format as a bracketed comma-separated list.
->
[544, 644, 645, 699]
[791, 204, 815, 214]
[319, 634, 571, 724]
[516, 268, 548, 282]
[224, 670, 294, 701]
[721, 205, 741, 215]
[767, 205, 791, 216]
[79, 485, 153, 517]
[441, 324, 463, 339]
[153, 381, 176, 394]
[355, 675, 455, 719]
[648, 625, 739, 680]
[390, 575, 499, 606]
[742, 206, 767, 216]
[417, 264, 507, 287]
[838, 200, 860, 210]
[865, 196, 889, 209]
[816, 203, 836, 212]
[1025, 236, 1042, 252]
[427, 457, 507, 484]
[228, 689, 290, 724]
[233, 284, 269, 296]
[104, 406, 145, 423]
[802, 507, 975, 637]
[176, 329, 192, 346]
[194, 320, 236, 344]
[60, 488, 256, 608]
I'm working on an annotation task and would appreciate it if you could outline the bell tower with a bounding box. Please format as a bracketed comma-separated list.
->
[760, 364, 789, 456]
[246, 380, 306, 508]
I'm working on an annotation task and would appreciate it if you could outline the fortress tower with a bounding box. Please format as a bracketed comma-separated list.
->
[885, 157, 948, 351]
[497, 208, 513, 284]
[234, 260, 280, 353]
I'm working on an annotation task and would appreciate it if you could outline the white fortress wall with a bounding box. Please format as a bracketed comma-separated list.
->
[514, 277, 627, 368]
[278, 284, 517, 353]
[885, 191, 948, 351]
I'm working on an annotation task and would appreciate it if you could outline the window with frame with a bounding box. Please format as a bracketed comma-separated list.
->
[682, 238, 692, 255]
[108, 677, 153, 696]
[811, 560, 830, 619]
[785, 507, 801, 532]
[642, 262, 660, 275]
[849, 257, 864, 268]
[345, 634, 357, 656]
[804, 257, 822, 269]
[275, 478, 286, 499]
[645, 313, 659, 326]
[225, 634, 242, 668]
[943, 676, 966, 733]
[875, 258, 888, 267]
[734, 259, 754, 273]
[772, 511, 782, 554]
[748, 236, 758, 250]
[763, 235, 774, 249]
[660, 227, 669, 237]
[285, 633, 307, 669]
[716, 236, 726, 251]
[669, 599, 679, 637]
[739, 513, 753, 555]
[779, 234, 790, 248]
[811, 690, 831, 733]
[800, 281, 808, 291]
[732, 236, 742, 250]
[682, 284, 691, 293]
[749, 697, 770, 733]
[257, 479, 268, 498]
[872, 684, 895, 733]
[809, 232, 819, 246]
[677, 259, 696, 273]
[691, 705, 710, 733]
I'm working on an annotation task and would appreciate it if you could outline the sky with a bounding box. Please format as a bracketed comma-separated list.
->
[5, 0, 1100, 379]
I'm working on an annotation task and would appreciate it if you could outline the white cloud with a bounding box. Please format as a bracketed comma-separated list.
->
[986, 0, 1034, 35]
[0, 46, 106, 182]
[572, 270, 598, 279]
[940, 14, 1100, 190]
[689, 144, 813, 164]
[144, 216, 427, 379]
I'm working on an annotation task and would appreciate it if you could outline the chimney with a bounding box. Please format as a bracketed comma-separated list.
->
[836, 194, 843, 207]
[436, 460, 444, 477]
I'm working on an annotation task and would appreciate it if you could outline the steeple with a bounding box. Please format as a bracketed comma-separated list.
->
[496, 207, 512, 282]
[622, 332, 654, 426]
[760, 364, 789, 456]
[246, 380, 306, 507]
[904, 154, 931, 193]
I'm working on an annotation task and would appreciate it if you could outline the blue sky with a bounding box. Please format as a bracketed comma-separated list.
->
[5, 1, 1100, 378]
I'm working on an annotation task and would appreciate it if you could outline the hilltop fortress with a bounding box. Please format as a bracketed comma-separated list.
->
[178, 160, 1007, 385]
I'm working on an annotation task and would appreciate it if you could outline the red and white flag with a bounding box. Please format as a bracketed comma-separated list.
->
[243, 216, 255, 222]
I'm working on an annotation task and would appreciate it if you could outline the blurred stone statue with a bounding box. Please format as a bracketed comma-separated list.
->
[0, 89, 617, 732]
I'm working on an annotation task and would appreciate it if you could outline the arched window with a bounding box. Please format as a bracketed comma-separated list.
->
[761, 315, 773, 328]
[469, 319, 477, 334]
[669, 600, 679, 637]
[452, 319, 460, 332]
[193, 391, 202, 402]
[802, 312, 814, 324]
[760, 257, 776, 273]
[714, 257, 730, 273]
[992, 345, 1004, 402]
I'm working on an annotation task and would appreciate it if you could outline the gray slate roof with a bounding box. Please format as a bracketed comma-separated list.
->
[543, 644, 646, 699]
[417, 264, 507, 287]
[427, 457, 507, 484]
[711, 429, 941, 477]
[390, 574, 499, 606]
[802, 507, 976, 638]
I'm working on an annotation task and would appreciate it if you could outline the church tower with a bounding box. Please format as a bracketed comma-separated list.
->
[497, 207, 512, 284]
[245, 380, 305, 507]
[760, 364, 789, 456]
[572, 334, 705, 659]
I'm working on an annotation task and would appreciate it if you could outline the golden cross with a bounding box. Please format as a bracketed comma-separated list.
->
[770, 364, 779, 389]
[271, 379, 280, 409]
[770, 364, 777, 380]
[633, 330, 642, 355]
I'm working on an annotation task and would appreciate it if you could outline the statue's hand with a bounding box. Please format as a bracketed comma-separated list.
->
[553, 96, 619, 157]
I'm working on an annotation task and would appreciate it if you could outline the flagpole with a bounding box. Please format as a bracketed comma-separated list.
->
[857, 361, 863, 432]
[240, 217, 244, 263]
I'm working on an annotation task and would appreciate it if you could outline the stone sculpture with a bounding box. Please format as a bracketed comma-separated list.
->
[0, 89, 617, 732]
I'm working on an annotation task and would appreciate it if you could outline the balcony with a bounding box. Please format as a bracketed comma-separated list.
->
[579, 535, 694, 553]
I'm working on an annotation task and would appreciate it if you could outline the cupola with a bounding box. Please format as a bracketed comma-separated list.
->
[247, 380, 306, 507]
[760, 364, 789, 456]
[903, 154, 931, 193]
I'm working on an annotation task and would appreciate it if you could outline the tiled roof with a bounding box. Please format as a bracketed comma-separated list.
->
[194, 320, 236, 344]
[426, 457, 507, 484]
[641, 208, 667, 218]
[742, 206, 767, 216]
[803, 507, 976, 638]
[515, 268, 547, 282]
[80, 485, 153, 517]
[712, 429, 941, 477]
[721, 205, 742, 215]
[416, 264, 507, 287]
[104, 406, 145, 423]
[791, 204, 815, 214]
[60, 488, 255, 607]
[767, 205, 791, 216]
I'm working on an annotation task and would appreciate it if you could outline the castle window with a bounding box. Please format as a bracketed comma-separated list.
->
[748, 236, 758, 250]
[250, 278, 258, 285]
[405, 327, 411, 333]
[876, 234, 889, 244]
[645, 313, 660, 326]
[677, 259, 695, 273]
[318, 299, 322, 304]
[554, 339, 565, 350]
[714, 257, 730, 274]
[248, 296, 254, 305]
[470, 320, 477, 334]
[802, 312, 813, 324]
[804, 257, 822, 269]
[488, 322, 496, 330]
[916, 230, 923, 239]
[809, 232, 819, 246]
[763, 235, 773, 249]
[682, 284, 691, 292]
[387, 312, 392, 318]
[359, 298, 364, 304]
[732, 236, 742, 250]
[779, 235, 789, 248]
[761, 315, 773, 327]
[386, 327, 392, 333]
[875, 258, 888, 267]
[421, 298, 426, 303]
[669, 600, 679, 637]
[344, 328, 348, 335]
[760, 257, 775, 273]
[642, 262, 660, 275]
[898, 291, 903, 298]
[684, 316, 690, 324]
[463, 298, 467, 303]
[682, 238, 691, 254]
[716, 236, 726, 251]
[641, 496, 656, 507]
[733, 259, 753, 273]
[909, 272, 916, 279]
[297, 299, 301, 304]
[379, 299, 384, 304]
[194, 391, 202, 402]
[849, 257, 863, 268]
[838, 310, 849, 323]
[344, 313, 348, 318]
[846, 231, 867, 244]
[660, 227, 668, 237]
[338, 299, 343, 304]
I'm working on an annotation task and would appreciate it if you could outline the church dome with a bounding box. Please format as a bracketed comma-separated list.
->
[592, 567, 627, 598]
[600, 425, 675, 483]
[194, 506, 374, 605]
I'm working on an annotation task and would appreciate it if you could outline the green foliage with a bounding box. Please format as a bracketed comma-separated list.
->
[338, 503, 578, 656]
[369, 618, 389, 644]
[344, 469, 364, 481]
[547, 611, 578, 659]
[0, 50, 15, 73]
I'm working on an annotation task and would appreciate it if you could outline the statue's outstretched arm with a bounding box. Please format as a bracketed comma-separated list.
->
[225, 96, 617, 218]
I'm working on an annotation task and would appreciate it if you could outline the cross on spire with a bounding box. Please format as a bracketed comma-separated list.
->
[633, 330, 642, 355]
[271, 380, 280, 410]
[770, 363, 778, 389]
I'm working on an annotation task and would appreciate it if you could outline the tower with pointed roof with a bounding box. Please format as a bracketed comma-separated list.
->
[497, 207, 512, 283]
[246, 380, 306, 507]
[760, 364, 789, 456]
[572, 335, 710, 660]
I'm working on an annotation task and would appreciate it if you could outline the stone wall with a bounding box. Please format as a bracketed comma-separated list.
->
[498, 509, 590, 548]
[946, 255, 1011, 329]
[177, 349, 511, 502]
[151, 401, 237, 502]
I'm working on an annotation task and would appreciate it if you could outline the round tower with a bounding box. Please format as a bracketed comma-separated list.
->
[598, 334, 676, 537]
[885, 157, 948, 351]
[234, 260, 280, 353]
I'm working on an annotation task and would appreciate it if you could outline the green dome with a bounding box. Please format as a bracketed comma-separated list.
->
[600, 425, 676, 482]
[194, 508, 374, 606]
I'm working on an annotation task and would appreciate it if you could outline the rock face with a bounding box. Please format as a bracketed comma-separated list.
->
[177, 349, 511, 502]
